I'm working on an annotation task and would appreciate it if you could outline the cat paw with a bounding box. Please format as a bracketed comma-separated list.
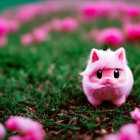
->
[112, 97, 126, 107]
[88, 97, 102, 106]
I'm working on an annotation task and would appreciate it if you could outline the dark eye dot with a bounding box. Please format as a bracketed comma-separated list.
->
[114, 69, 119, 78]
[97, 70, 102, 79]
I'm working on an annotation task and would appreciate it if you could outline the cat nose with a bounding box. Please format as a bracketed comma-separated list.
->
[103, 78, 112, 85]
[105, 78, 111, 82]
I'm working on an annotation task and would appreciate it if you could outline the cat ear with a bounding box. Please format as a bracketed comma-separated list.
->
[90, 49, 99, 63]
[115, 47, 126, 63]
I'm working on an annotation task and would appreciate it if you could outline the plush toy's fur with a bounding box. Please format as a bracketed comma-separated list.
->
[80, 48, 134, 106]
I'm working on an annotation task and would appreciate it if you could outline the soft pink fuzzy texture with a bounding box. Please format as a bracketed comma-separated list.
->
[0, 124, 6, 140]
[91, 28, 124, 47]
[5, 116, 46, 140]
[80, 48, 134, 106]
[124, 23, 140, 43]
[21, 33, 33, 46]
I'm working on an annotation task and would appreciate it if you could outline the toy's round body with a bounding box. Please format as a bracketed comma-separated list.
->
[81, 48, 134, 106]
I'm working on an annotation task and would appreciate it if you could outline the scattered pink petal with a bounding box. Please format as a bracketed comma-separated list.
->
[0, 124, 6, 140]
[130, 107, 140, 122]
[104, 124, 140, 140]
[5, 116, 46, 140]
[119, 124, 140, 140]
[104, 134, 119, 140]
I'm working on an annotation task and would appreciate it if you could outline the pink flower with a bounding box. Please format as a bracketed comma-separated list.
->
[130, 108, 140, 122]
[104, 108, 140, 140]
[60, 18, 78, 32]
[0, 18, 9, 36]
[42, 24, 51, 32]
[117, 3, 139, 18]
[0, 36, 7, 47]
[119, 124, 140, 140]
[97, 2, 113, 17]
[8, 20, 20, 33]
[16, 4, 43, 23]
[33, 27, 47, 43]
[124, 4, 140, 18]
[124, 23, 140, 42]
[50, 18, 62, 31]
[0, 124, 6, 140]
[80, 2, 98, 20]
[21, 33, 33, 46]
[50, 18, 78, 33]
[91, 28, 124, 47]
[5, 116, 46, 140]
[43, 2, 60, 14]
[104, 134, 119, 140]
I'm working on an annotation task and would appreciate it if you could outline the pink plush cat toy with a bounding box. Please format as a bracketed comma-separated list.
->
[80, 48, 134, 106]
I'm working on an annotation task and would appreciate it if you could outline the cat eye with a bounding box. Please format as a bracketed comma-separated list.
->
[97, 70, 102, 79]
[114, 69, 119, 78]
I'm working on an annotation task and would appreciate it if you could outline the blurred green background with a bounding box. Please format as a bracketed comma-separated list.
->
[0, 0, 44, 11]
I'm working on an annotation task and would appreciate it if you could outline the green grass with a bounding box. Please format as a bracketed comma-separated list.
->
[0, 5, 140, 140]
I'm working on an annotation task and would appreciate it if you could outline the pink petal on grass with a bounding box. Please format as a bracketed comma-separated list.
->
[130, 108, 140, 122]
[0, 124, 6, 140]
[5, 116, 46, 140]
